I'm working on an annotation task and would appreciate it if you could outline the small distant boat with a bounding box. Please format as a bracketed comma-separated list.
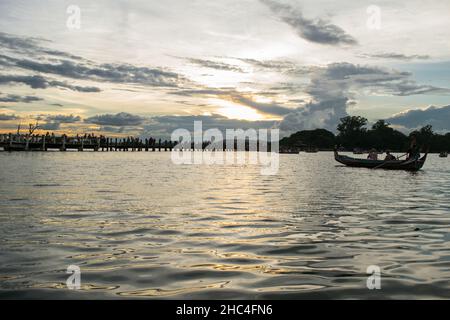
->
[334, 150, 427, 171]
[439, 152, 448, 158]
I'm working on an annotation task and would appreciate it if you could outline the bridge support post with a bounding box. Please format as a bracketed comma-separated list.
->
[60, 136, 66, 151]
[42, 135, 47, 151]
[25, 135, 29, 151]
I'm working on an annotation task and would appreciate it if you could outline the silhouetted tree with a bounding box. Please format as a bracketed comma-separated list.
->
[280, 129, 335, 150]
[337, 116, 368, 148]
[367, 120, 408, 151]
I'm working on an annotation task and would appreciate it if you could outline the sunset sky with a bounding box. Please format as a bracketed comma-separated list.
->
[1, 0, 449, 137]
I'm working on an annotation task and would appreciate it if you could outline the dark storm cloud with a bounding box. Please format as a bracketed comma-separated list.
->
[360, 52, 430, 61]
[260, 0, 357, 46]
[0, 74, 101, 92]
[186, 58, 245, 73]
[0, 93, 43, 103]
[85, 112, 145, 126]
[387, 105, 450, 131]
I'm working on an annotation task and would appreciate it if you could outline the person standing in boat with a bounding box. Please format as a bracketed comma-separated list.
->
[406, 135, 420, 160]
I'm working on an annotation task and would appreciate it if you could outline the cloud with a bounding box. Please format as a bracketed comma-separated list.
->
[0, 32, 189, 99]
[172, 87, 292, 116]
[171, 88, 231, 97]
[233, 57, 314, 75]
[0, 37, 186, 89]
[235, 58, 293, 70]
[387, 105, 450, 131]
[359, 52, 430, 61]
[229, 95, 291, 116]
[306, 62, 449, 98]
[40, 122, 61, 130]
[11, 58, 183, 88]
[384, 81, 449, 96]
[37, 113, 82, 130]
[277, 62, 450, 133]
[0, 74, 101, 92]
[0, 113, 19, 120]
[0, 32, 47, 54]
[260, 0, 357, 46]
[85, 112, 145, 126]
[279, 98, 348, 133]
[0, 32, 82, 60]
[43, 114, 81, 123]
[0, 75, 48, 89]
[0, 93, 43, 103]
[186, 58, 245, 73]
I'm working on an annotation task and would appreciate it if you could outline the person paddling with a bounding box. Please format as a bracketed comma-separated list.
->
[384, 151, 396, 161]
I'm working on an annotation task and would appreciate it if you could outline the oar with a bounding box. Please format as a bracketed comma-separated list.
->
[372, 152, 409, 169]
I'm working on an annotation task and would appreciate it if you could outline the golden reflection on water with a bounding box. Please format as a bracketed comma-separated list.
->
[117, 281, 230, 297]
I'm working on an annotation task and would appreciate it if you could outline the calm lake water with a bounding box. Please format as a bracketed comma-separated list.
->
[0, 151, 450, 299]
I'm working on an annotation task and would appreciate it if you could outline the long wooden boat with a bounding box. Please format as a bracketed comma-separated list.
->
[334, 150, 427, 171]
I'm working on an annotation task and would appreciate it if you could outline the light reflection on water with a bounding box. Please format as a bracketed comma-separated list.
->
[0, 151, 449, 299]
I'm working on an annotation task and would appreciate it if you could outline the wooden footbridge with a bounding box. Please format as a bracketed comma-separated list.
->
[0, 133, 273, 152]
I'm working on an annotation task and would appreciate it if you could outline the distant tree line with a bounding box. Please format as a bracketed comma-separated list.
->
[280, 116, 450, 152]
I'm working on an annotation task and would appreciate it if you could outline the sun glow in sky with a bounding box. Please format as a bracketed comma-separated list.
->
[210, 99, 266, 121]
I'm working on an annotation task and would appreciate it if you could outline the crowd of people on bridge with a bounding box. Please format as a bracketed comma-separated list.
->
[0, 131, 174, 149]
